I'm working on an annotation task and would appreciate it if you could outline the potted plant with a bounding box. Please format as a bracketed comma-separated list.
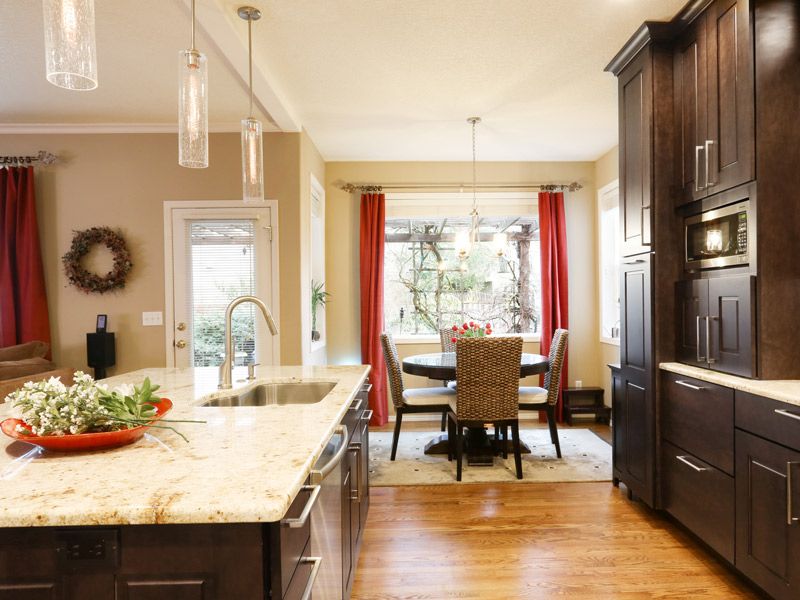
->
[311, 280, 330, 342]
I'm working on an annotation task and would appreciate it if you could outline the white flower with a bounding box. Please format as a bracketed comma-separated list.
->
[114, 383, 135, 397]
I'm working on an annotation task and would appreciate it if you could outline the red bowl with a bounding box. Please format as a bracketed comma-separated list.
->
[0, 398, 173, 452]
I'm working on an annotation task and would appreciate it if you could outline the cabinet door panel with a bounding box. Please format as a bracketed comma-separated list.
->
[674, 18, 709, 204]
[624, 381, 649, 485]
[735, 430, 800, 600]
[620, 256, 652, 373]
[676, 279, 709, 366]
[611, 369, 625, 479]
[706, 0, 755, 194]
[619, 49, 652, 255]
[708, 275, 755, 377]
[117, 578, 209, 600]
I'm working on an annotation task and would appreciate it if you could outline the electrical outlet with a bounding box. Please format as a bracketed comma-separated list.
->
[142, 311, 163, 327]
[575, 380, 583, 388]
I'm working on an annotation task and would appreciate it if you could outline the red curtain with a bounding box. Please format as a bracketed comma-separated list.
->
[538, 191, 569, 422]
[0, 167, 51, 350]
[359, 192, 388, 426]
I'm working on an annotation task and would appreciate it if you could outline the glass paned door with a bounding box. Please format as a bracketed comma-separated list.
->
[169, 207, 275, 368]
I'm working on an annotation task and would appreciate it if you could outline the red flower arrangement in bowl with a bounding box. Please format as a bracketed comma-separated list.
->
[451, 321, 492, 343]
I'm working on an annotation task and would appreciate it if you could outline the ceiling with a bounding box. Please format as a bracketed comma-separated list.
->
[0, 0, 688, 160]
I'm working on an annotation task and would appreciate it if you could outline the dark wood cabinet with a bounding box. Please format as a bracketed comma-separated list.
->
[620, 255, 653, 376]
[676, 275, 755, 377]
[735, 429, 800, 600]
[674, 0, 754, 205]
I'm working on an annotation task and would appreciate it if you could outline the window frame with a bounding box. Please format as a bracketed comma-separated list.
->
[384, 191, 541, 344]
[597, 180, 621, 346]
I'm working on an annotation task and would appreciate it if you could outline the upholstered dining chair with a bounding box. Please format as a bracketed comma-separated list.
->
[517, 329, 569, 458]
[447, 336, 524, 481]
[381, 333, 456, 461]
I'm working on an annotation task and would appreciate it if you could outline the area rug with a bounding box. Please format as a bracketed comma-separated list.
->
[368, 427, 612, 486]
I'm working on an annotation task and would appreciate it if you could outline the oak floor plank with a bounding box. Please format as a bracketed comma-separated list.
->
[352, 482, 760, 599]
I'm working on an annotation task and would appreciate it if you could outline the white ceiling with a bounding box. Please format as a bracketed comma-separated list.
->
[0, 0, 688, 160]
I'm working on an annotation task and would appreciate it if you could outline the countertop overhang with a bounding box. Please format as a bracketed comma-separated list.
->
[660, 362, 800, 408]
[0, 365, 370, 528]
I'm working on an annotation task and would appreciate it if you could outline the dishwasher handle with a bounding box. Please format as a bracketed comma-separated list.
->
[310, 425, 349, 485]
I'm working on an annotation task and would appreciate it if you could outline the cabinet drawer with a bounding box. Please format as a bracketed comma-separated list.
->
[282, 540, 317, 600]
[736, 391, 800, 453]
[662, 373, 734, 474]
[270, 486, 315, 599]
[662, 441, 735, 563]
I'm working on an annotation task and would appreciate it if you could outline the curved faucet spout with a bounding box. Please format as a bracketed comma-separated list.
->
[219, 295, 279, 389]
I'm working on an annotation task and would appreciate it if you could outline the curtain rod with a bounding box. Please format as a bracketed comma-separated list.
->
[0, 151, 58, 167]
[339, 181, 583, 193]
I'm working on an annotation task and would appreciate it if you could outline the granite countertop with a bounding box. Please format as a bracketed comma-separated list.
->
[660, 362, 800, 408]
[0, 365, 369, 528]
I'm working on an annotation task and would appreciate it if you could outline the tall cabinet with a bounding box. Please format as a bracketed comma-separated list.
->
[606, 27, 679, 508]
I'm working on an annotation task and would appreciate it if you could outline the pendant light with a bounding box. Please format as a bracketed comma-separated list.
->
[456, 117, 482, 260]
[492, 231, 508, 257]
[42, 0, 98, 90]
[178, 0, 208, 169]
[238, 6, 264, 204]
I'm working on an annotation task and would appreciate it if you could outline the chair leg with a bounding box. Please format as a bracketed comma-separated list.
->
[511, 421, 523, 479]
[447, 412, 455, 461]
[390, 408, 403, 461]
[547, 404, 562, 458]
[500, 423, 508, 459]
[455, 421, 463, 482]
[441, 409, 447, 432]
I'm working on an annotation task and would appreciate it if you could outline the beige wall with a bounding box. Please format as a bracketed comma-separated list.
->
[0, 132, 306, 374]
[324, 161, 604, 415]
[594, 146, 621, 406]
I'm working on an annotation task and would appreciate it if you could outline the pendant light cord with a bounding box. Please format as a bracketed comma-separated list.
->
[248, 16, 254, 118]
[190, 0, 196, 50]
[472, 119, 477, 216]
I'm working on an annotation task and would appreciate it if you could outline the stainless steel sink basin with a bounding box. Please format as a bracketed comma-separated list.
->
[199, 381, 336, 407]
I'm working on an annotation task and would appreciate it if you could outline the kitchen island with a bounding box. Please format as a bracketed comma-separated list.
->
[0, 364, 371, 599]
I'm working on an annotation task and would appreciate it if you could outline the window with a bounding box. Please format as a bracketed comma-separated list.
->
[383, 192, 541, 339]
[598, 181, 620, 344]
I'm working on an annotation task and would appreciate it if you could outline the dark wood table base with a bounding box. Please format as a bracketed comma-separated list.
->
[424, 427, 531, 466]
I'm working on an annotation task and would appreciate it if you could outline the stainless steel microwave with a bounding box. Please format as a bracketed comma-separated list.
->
[685, 201, 751, 271]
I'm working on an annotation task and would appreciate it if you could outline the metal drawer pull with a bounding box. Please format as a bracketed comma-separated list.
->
[350, 397, 363, 412]
[361, 383, 373, 393]
[622, 259, 646, 265]
[696, 316, 705, 362]
[281, 485, 321, 529]
[676, 455, 708, 472]
[706, 316, 717, 364]
[788, 462, 800, 526]
[361, 409, 374, 422]
[310, 425, 349, 485]
[695, 145, 706, 192]
[675, 380, 704, 391]
[775, 409, 800, 423]
[299, 556, 322, 600]
[705, 140, 716, 187]
[349, 441, 362, 503]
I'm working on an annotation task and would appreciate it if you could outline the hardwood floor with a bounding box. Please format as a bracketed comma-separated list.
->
[354, 420, 758, 599]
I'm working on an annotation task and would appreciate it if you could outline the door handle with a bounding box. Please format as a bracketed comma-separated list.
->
[310, 425, 349, 484]
[705, 140, 716, 187]
[706, 316, 717, 364]
[675, 380, 705, 391]
[174, 340, 187, 349]
[176, 322, 186, 331]
[280, 485, 321, 528]
[676, 455, 708, 472]
[696, 316, 706, 363]
[695, 145, 706, 192]
[787, 462, 799, 526]
[349, 441, 362, 503]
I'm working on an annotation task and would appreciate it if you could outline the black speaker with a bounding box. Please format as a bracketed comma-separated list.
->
[87, 332, 115, 379]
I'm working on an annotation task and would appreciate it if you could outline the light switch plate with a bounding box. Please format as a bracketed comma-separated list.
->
[142, 311, 163, 327]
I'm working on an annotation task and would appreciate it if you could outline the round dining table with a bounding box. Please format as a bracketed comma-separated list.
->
[402, 351, 550, 466]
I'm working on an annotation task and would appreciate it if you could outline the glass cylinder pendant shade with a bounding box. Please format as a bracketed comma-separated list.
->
[492, 232, 508, 257]
[454, 229, 471, 260]
[42, 0, 98, 90]
[178, 50, 208, 168]
[241, 117, 264, 203]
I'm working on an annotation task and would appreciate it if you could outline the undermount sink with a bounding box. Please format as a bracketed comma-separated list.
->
[200, 381, 336, 407]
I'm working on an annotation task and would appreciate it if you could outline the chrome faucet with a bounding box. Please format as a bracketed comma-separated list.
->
[218, 295, 279, 389]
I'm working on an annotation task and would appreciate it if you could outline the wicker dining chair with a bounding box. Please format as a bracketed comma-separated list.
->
[439, 327, 462, 353]
[447, 336, 524, 481]
[381, 333, 456, 460]
[517, 329, 569, 458]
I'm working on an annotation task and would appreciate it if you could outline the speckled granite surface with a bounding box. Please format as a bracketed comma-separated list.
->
[0, 365, 369, 527]
[660, 362, 800, 407]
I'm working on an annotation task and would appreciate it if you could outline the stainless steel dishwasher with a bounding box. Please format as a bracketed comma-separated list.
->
[310, 424, 349, 600]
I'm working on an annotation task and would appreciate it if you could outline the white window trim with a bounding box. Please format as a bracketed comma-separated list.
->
[597, 180, 621, 347]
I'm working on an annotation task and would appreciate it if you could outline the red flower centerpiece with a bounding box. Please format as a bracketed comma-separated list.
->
[451, 321, 492, 343]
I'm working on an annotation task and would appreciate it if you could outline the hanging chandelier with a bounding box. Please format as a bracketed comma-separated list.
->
[178, 0, 209, 169]
[238, 6, 264, 203]
[42, 0, 98, 90]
